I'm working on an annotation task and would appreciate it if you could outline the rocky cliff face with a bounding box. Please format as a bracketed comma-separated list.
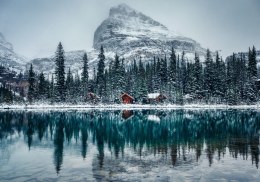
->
[0, 32, 27, 72]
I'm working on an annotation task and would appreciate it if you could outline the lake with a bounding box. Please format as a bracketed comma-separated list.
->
[0, 109, 260, 181]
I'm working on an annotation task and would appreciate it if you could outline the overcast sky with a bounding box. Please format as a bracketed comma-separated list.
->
[0, 0, 259, 59]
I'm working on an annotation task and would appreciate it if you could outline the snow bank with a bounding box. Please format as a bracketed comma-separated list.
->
[1, 104, 260, 111]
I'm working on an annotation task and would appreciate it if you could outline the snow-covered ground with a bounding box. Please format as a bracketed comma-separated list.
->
[1, 104, 260, 111]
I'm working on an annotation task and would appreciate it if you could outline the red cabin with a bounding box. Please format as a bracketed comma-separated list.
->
[121, 93, 134, 104]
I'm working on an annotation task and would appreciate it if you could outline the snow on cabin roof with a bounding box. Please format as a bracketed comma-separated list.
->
[147, 93, 160, 99]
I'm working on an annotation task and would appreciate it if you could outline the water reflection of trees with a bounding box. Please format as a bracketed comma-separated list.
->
[0, 110, 260, 173]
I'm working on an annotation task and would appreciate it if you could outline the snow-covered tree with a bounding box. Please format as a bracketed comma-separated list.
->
[54, 42, 66, 102]
[28, 64, 36, 103]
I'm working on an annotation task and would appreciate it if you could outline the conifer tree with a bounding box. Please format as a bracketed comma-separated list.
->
[175, 55, 183, 104]
[27, 64, 36, 103]
[49, 74, 55, 101]
[180, 51, 187, 94]
[246, 46, 257, 103]
[119, 58, 126, 92]
[74, 72, 81, 102]
[204, 49, 214, 101]
[137, 58, 147, 101]
[81, 52, 88, 98]
[66, 68, 73, 101]
[194, 53, 202, 95]
[96, 46, 105, 98]
[54, 42, 66, 102]
[113, 54, 121, 93]
[169, 48, 177, 83]
[248, 46, 257, 79]
[38, 72, 46, 100]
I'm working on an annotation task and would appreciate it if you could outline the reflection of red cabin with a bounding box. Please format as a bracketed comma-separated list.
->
[121, 93, 134, 104]
[122, 110, 134, 120]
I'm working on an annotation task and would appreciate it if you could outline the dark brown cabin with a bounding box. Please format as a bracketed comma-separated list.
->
[147, 93, 167, 103]
[87, 92, 100, 103]
[121, 93, 134, 104]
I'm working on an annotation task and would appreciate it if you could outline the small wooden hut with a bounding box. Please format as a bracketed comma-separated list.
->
[121, 93, 134, 104]
[87, 92, 100, 103]
[147, 93, 167, 103]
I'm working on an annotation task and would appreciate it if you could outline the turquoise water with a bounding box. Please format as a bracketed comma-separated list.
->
[0, 109, 259, 181]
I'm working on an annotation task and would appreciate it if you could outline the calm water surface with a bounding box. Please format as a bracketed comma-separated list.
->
[0, 109, 260, 181]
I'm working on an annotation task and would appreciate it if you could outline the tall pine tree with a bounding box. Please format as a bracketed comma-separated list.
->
[54, 42, 66, 102]
[96, 46, 105, 98]
[28, 64, 36, 103]
[81, 52, 88, 98]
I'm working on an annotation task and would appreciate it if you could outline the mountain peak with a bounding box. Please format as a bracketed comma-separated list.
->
[109, 3, 137, 17]
[93, 4, 206, 64]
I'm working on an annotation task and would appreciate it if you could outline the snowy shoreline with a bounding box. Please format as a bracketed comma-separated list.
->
[1, 104, 260, 111]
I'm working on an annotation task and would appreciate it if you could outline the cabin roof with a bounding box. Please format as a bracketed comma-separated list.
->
[121, 93, 134, 100]
[147, 93, 160, 99]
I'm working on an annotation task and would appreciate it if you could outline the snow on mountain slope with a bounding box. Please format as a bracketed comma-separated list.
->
[0, 32, 28, 72]
[28, 50, 105, 78]
[93, 3, 206, 64]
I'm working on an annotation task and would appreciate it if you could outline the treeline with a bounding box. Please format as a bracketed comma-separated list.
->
[25, 42, 258, 105]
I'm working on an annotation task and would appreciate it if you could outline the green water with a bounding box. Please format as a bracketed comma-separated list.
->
[0, 109, 259, 181]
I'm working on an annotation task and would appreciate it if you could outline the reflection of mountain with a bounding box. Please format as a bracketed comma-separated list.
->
[0, 110, 260, 179]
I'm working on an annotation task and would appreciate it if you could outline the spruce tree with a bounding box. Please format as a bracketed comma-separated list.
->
[180, 51, 187, 94]
[175, 55, 183, 104]
[66, 68, 73, 101]
[38, 72, 46, 100]
[246, 46, 257, 103]
[248, 46, 257, 79]
[50, 74, 55, 101]
[96, 46, 105, 98]
[28, 64, 36, 103]
[74, 72, 81, 102]
[113, 54, 121, 93]
[169, 48, 177, 83]
[137, 58, 147, 101]
[204, 49, 214, 102]
[81, 52, 88, 98]
[194, 53, 202, 95]
[119, 58, 126, 92]
[54, 42, 66, 102]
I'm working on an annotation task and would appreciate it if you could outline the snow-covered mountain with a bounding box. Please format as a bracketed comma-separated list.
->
[28, 50, 102, 77]
[0, 32, 28, 72]
[29, 3, 207, 75]
[94, 3, 206, 62]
